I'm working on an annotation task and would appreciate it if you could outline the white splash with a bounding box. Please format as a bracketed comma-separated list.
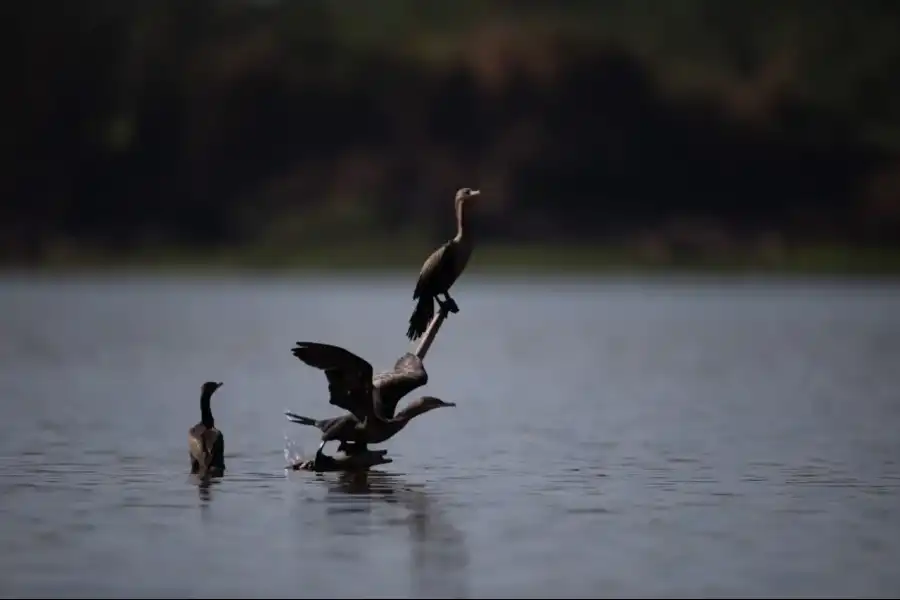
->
[283, 430, 306, 473]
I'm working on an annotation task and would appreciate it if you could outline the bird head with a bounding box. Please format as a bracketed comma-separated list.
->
[455, 188, 480, 203]
[418, 396, 457, 412]
[201, 381, 224, 396]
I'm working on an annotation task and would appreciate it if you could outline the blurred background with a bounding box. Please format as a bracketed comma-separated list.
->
[5, 0, 900, 273]
[3, 3, 900, 597]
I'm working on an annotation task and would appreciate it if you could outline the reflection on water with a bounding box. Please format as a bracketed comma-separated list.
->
[195, 476, 217, 505]
[318, 470, 471, 599]
[282, 418, 471, 597]
[1, 275, 899, 597]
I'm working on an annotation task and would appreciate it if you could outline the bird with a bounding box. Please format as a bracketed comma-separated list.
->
[286, 396, 455, 451]
[406, 187, 480, 341]
[286, 342, 456, 469]
[189, 381, 225, 478]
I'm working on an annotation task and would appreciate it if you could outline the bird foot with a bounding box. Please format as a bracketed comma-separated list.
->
[290, 449, 392, 472]
[438, 297, 460, 314]
[338, 442, 367, 456]
[310, 457, 321, 472]
[311, 448, 328, 472]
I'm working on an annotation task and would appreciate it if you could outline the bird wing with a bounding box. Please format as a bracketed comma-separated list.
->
[203, 429, 223, 471]
[189, 425, 206, 463]
[413, 241, 453, 299]
[189, 424, 222, 472]
[373, 352, 429, 419]
[291, 341, 376, 422]
[320, 414, 361, 443]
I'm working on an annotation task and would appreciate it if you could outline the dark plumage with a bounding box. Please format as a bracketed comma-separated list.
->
[189, 381, 225, 478]
[286, 395, 454, 449]
[290, 342, 377, 424]
[407, 187, 480, 341]
[287, 342, 455, 467]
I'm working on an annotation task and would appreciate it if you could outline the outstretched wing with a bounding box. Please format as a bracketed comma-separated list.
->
[373, 352, 429, 419]
[291, 342, 375, 422]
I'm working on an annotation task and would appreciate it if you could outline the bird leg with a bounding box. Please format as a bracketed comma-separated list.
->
[437, 292, 460, 314]
[313, 440, 328, 471]
[338, 441, 369, 456]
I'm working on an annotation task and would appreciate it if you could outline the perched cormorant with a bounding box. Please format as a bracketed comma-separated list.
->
[406, 187, 480, 341]
[189, 381, 225, 478]
[286, 342, 455, 468]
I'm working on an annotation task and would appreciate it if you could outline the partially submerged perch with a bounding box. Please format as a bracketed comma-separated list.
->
[413, 299, 450, 360]
[289, 449, 392, 472]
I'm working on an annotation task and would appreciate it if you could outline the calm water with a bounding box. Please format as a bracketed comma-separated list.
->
[1, 273, 899, 598]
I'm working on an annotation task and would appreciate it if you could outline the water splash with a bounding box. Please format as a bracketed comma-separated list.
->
[283, 430, 306, 472]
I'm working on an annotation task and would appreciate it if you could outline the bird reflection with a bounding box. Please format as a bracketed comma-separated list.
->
[321, 471, 471, 599]
[193, 475, 219, 506]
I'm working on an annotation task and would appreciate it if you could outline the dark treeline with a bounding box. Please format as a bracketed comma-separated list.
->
[4, 0, 900, 265]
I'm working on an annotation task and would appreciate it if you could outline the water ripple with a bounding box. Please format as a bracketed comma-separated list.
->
[1, 276, 899, 597]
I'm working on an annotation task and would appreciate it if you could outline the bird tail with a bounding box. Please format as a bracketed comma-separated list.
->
[407, 296, 434, 341]
[284, 411, 317, 427]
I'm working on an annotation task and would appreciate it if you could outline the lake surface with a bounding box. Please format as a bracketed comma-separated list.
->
[1, 273, 899, 598]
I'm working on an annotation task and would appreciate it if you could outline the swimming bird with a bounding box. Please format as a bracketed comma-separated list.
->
[286, 342, 455, 468]
[189, 381, 225, 478]
[406, 187, 480, 341]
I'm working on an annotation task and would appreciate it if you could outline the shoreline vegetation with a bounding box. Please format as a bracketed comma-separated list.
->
[4, 241, 900, 277]
[7, 3, 900, 274]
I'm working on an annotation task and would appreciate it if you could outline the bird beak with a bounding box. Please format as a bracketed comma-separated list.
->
[470, 190, 480, 197]
[216, 382, 224, 389]
[441, 401, 457, 407]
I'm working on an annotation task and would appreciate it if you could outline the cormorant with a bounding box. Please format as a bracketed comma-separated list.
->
[406, 187, 480, 341]
[286, 342, 455, 469]
[189, 381, 225, 478]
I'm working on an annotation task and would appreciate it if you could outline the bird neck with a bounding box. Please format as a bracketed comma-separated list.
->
[454, 199, 470, 242]
[200, 392, 215, 428]
[394, 402, 429, 423]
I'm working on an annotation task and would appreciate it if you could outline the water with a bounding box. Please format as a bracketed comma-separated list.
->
[1, 273, 899, 598]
